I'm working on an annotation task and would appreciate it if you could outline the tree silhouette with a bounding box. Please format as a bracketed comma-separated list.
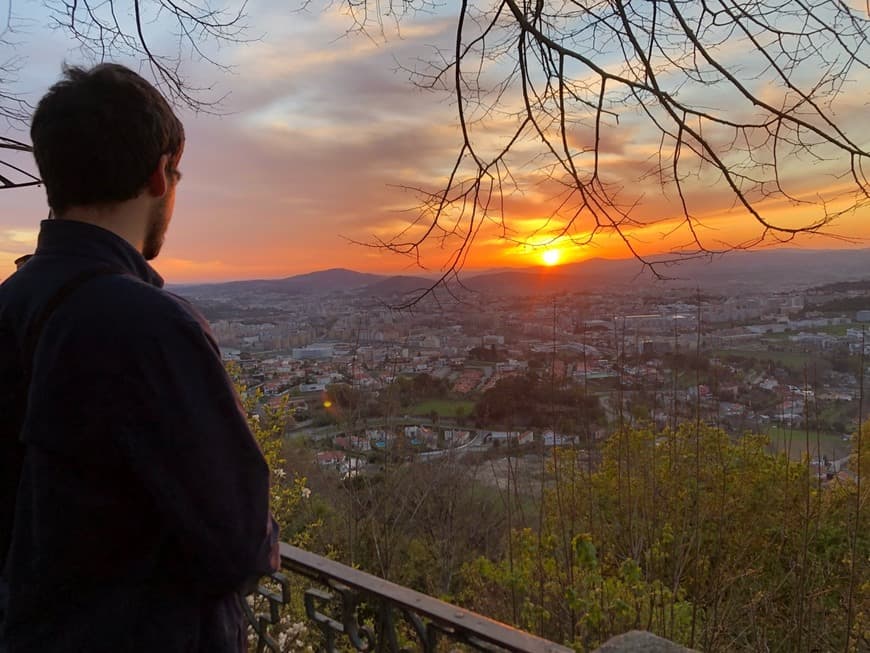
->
[347, 0, 869, 288]
[0, 137, 40, 190]
[41, 0, 248, 109]
[0, 0, 251, 188]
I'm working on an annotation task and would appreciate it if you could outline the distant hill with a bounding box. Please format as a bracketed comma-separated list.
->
[641, 249, 870, 290]
[175, 268, 388, 299]
[808, 279, 870, 294]
[173, 248, 870, 302]
[459, 249, 870, 295]
[276, 268, 388, 292]
[365, 275, 435, 298]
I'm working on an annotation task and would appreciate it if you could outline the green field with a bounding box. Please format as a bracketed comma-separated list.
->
[758, 324, 851, 339]
[764, 426, 851, 461]
[408, 399, 475, 418]
[809, 324, 851, 337]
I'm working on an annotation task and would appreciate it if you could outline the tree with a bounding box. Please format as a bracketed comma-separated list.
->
[227, 363, 319, 544]
[34, 0, 246, 109]
[0, 137, 40, 190]
[474, 372, 603, 427]
[0, 0, 251, 188]
[461, 423, 869, 651]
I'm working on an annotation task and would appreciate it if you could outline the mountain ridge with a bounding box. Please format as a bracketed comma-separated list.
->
[173, 248, 870, 299]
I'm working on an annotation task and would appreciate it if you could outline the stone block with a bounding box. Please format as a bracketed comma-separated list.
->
[593, 630, 696, 652]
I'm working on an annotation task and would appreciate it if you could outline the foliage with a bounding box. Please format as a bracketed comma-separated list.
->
[319, 458, 506, 597]
[224, 363, 330, 652]
[325, 383, 364, 414]
[463, 529, 694, 651]
[406, 398, 475, 419]
[460, 423, 869, 651]
[473, 372, 604, 428]
[810, 297, 870, 315]
[227, 362, 319, 545]
[391, 373, 451, 407]
[468, 345, 507, 363]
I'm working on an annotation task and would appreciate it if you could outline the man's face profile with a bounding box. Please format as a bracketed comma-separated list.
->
[142, 149, 183, 261]
[143, 194, 172, 261]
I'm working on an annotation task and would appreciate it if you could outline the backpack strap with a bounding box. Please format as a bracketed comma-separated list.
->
[22, 267, 122, 382]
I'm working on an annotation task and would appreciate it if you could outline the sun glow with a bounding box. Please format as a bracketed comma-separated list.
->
[542, 249, 561, 266]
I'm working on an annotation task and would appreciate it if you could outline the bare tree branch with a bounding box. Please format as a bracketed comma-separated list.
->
[0, 0, 256, 188]
[41, 0, 254, 111]
[341, 0, 869, 294]
[0, 137, 40, 189]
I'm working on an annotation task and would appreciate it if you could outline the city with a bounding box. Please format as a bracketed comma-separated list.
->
[183, 251, 868, 481]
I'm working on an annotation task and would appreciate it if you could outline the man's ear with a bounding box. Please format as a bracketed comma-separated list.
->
[146, 153, 171, 197]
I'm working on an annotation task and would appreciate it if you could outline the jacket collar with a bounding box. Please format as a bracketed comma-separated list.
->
[34, 219, 164, 288]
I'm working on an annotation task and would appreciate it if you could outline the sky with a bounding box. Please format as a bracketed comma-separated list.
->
[0, 0, 868, 282]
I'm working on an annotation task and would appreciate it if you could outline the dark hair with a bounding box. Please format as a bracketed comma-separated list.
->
[30, 63, 184, 215]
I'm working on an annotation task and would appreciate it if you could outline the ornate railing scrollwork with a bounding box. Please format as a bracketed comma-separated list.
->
[304, 584, 375, 651]
[242, 571, 294, 653]
[245, 543, 572, 653]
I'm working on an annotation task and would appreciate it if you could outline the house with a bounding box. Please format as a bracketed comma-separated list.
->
[484, 430, 534, 446]
[315, 450, 346, 467]
[444, 429, 471, 445]
[541, 430, 576, 447]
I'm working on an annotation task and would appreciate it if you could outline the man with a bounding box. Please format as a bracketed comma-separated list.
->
[0, 64, 277, 652]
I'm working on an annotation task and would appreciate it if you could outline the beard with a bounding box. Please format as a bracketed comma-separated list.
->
[142, 195, 171, 261]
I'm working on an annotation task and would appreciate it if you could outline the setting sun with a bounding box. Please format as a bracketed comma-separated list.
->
[542, 249, 561, 266]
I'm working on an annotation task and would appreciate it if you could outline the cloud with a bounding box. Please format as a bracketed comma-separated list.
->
[2, 228, 39, 245]
[0, 228, 39, 279]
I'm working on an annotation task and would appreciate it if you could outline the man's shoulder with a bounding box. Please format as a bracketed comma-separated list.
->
[0, 265, 36, 306]
[69, 273, 209, 341]
[100, 273, 191, 313]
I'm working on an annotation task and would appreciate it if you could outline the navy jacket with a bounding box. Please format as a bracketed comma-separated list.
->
[0, 220, 277, 652]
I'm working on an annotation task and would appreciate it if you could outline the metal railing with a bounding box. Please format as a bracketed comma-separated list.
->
[244, 542, 573, 653]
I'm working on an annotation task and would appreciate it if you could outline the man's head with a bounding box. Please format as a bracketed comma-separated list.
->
[31, 63, 184, 260]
